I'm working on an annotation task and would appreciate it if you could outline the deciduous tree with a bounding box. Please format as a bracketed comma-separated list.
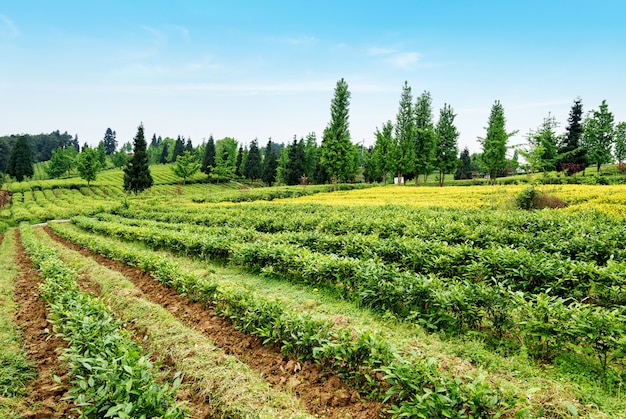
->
[434, 103, 459, 186]
[371, 120, 394, 184]
[414, 91, 437, 183]
[526, 113, 559, 172]
[76, 147, 100, 186]
[614, 122, 626, 164]
[171, 150, 200, 185]
[583, 100, 615, 172]
[391, 81, 415, 184]
[320, 78, 353, 187]
[479, 100, 517, 183]
[45, 147, 73, 179]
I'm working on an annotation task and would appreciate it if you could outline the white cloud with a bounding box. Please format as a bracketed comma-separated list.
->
[0, 14, 20, 39]
[387, 51, 422, 70]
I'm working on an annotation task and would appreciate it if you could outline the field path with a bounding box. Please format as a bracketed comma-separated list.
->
[43, 225, 386, 418]
[13, 230, 76, 418]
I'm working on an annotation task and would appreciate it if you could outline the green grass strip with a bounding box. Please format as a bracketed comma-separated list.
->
[0, 231, 37, 418]
[32, 226, 312, 419]
[20, 225, 187, 418]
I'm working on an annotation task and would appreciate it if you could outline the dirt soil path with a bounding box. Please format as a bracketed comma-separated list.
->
[44, 226, 387, 419]
[13, 230, 76, 418]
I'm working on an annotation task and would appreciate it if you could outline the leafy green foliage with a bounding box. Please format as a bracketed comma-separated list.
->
[321, 78, 355, 184]
[50, 220, 514, 417]
[76, 147, 101, 186]
[479, 101, 517, 183]
[583, 100, 615, 172]
[171, 151, 200, 185]
[19, 225, 187, 418]
[434, 103, 459, 186]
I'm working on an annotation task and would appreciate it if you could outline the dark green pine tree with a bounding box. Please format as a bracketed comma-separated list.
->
[103, 127, 117, 155]
[235, 145, 244, 176]
[261, 140, 278, 185]
[454, 147, 473, 180]
[243, 139, 262, 180]
[558, 97, 588, 174]
[70, 135, 80, 152]
[172, 136, 185, 161]
[0, 140, 10, 174]
[159, 142, 169, 164]
[124, 124, 153, 193]
[201, 135, 216, 175]
[286, 138, 306, 185]
[150, 134, 158, 148]
[185, 138, 194, 153]
[7, 135, 34, 181]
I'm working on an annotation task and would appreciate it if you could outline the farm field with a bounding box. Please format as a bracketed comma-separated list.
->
[2, 178, 626, 417]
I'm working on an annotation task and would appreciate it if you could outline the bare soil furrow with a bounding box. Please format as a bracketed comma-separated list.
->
[44, 225, 386, 418]
[13, 229, 76, 419]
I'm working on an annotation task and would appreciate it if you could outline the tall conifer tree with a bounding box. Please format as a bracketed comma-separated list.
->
[201, 135, 216, 175]
[124, 124, 153, 193]
[7, 135, 34, 182]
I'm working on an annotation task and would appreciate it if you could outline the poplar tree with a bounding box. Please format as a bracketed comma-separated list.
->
[391, 81, 415, 184]
[124, 124, 153, 193]
[434, 103, 459, 186]
[479, 100, 517, 183]
[320, 78, 353, 187]
[614, 122, 626, 165]
[371, 120, 394, 184]
[414, 91, 437, 183]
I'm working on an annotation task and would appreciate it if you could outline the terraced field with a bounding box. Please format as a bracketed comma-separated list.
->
[2, 177, 626, 417]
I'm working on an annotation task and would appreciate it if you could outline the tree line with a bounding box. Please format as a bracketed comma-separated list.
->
[2, 80, 626, 188]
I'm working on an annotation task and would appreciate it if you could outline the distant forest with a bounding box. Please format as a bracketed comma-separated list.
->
[0, 131, 79, 168]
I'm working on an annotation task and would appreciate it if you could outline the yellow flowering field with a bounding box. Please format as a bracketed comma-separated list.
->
[280, 184, 626, 217]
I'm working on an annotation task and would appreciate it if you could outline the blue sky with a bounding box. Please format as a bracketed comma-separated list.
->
[1, 1, 625, 153]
